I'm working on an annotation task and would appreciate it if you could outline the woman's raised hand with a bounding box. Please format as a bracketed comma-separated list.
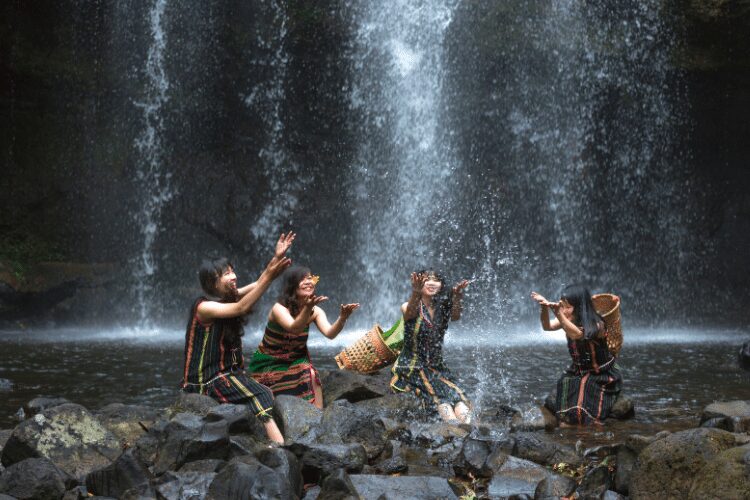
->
[410, 272, 427, 292]
[531, 291, 556, 307]
[267, 257, 292, 279]
[302, 294, 328, 308]
[340, 303, 360, 319]
[452, 279, 470, 296]
[274, 232, 296, 258]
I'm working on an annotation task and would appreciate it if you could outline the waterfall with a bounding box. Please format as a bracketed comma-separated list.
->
[349, 0, 461, 323]
[132, 0, 173, 325]
[245, 1, 307, 243]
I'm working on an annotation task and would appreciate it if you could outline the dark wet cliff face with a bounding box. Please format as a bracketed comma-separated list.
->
[0, 0, 748, 326]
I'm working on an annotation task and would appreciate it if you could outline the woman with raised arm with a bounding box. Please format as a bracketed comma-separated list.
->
[531, 284, 622, 425]
[390, 270, 472, 424]
[248, 266, 359, 409]
[181, 232, 295, 444]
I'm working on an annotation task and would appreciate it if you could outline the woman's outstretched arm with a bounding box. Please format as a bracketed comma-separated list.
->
[531, 292, 561, 331]
[313, 303, 360, 339]
[450, 279, 470, 321]
[404, 272, 426, 321]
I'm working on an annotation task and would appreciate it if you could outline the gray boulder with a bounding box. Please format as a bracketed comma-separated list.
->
[155, 470, 216, 500]
[510, 405, 557, 431]
[739, 341, 750, 371]
[512, 432, 581, 467]
[178, 459, 225, 473]
[688, 443, 750, 499]
[1, 403, 122, 480]
[487, 455, 550, 499]
[349, 474, 458, 500]
[207, 456, 293, 500]
[95, 403, 162, 447]
[152, 412, 230, 475]
[614, 444, 637, 495]
[256, 447, 303, 499]
[534, 472, 577, 499]
[629, 428, 750, 499]
[174, 392, 218, 417]
[354, 394, 425, 420]
[320, 369, 391, 406]
[317, 401, 387, 459]
[273, 395, 323, 443]
[205, 404, 266, 437]
[700, 400, 750, 433]
[610, 396, 635, 420]
[0, 457, 73, 499]
[288, 443, 367, 477]
[19, 396, 72, 420]
[575, 465, 612, 500]
[85, 449, 153, 498]
[318, 468, 358, 500]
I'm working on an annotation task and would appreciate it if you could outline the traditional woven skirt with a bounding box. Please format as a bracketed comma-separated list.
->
[555, 365, 622, 424]
[182, 370, 274, 421]
[248, 350, 319, 403]
[391, 365, 470, 408]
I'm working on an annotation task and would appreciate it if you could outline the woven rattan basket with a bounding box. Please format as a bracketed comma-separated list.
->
[592, 293, 622, 356]
[335, 324, 398, 374]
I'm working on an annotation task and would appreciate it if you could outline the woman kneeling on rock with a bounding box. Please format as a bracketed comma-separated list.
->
[531, 284, 622, 425]
[180, 232, 295, 444]
[390, 270, 472, 424]
[248, 266, 359, 409]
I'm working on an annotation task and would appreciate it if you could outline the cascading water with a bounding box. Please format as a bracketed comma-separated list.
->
[245, 1, 307, 244]
[132, 0, 174, 326]
[348, 0, 461, 324]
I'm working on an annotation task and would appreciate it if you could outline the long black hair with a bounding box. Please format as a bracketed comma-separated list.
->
[560, 284, 603, 340]
[277, 265, 312, 317]
[198, 257, 245, 344]
[417, 269, 453, 331]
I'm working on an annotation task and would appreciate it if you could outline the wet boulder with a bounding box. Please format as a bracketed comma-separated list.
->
[487, 455, 550, 499]
[317, 400, 387, 460]
[155, 470, 217, 500]
[273, 395, 323, 443]
[510, 405, 557, 431]
[152, 412, 230, 475]
[256, 447, 303, 498]
[205, 403, 266, 437]
[174, 392, 218, 417]
[534, 473, 577, 499]
[288, 442, 367, 478]
[318, 468, 358, 500]
[575, 465, 612, 500]
[85, 449, 153, 498]
[624, 431, 670, 454]
[178, 458, 226, 473]
[700, 400, 750, 433]
[349, 474, 458, 500]
[320, 369, 391, 406]
[629, 428, 750, 499]
[0, 403, 122, 480]
[354, 393, 425, 420]
[688, 443, 750, 499]
[207, 456, 293, 500]
[20, 396, 72, 420]
[95, 403, 162, 448]
[614, 445, 637, 495]
[0, 457, 74, 499]
[739, 341, 750, 371]
[610, 395, 635, 420]
[512, 432, 581, 467]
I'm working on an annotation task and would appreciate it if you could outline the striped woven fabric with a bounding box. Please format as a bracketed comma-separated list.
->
[180, 298, 274, 420]
[390, 302, 470, 408]
[248, 320, 318, 403]
[554, 331, 623, 425]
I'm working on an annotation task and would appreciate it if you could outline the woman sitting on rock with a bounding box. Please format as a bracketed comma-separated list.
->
[248, 266, 359, 409]
[531, 284, 622, 425]
[390, 270, 472, 424]
[181, 232, 295, 444]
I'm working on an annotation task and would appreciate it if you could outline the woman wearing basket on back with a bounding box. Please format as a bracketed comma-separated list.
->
[248, 265, 359, 409]
[391, 270, 473, 424]
[531, 284, 622, 425]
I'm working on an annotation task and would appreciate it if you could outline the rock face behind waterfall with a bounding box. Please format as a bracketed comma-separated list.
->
[1, 2, 750, 324]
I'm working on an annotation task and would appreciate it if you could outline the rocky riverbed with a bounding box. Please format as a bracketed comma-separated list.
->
[0, 369, 748, 500]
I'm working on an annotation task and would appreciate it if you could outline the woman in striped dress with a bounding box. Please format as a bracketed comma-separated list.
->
[248, 266, 359, 409]
[390, 270, 472, 424]
[181, 232, 294, 444]
[531, 285, 622, 425]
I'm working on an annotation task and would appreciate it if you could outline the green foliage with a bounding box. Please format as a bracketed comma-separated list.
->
[0, 232, 65, 282]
